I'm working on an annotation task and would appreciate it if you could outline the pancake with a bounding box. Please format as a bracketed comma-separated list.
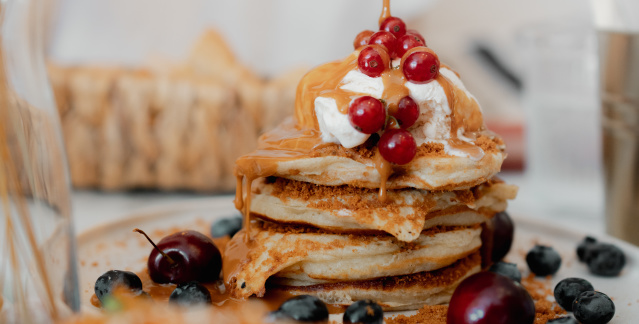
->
[255, 132, 505, 191]
[268, 252, 481, 311]
[250, 177, 518, 242]
[226, 224, 481, 299]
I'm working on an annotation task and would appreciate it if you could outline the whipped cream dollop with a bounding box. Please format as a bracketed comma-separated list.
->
[314, 66, 483, 158]
[315, 96, 369, 148]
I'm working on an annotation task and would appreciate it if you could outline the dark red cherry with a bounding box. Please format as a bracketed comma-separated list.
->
[393, 96, 420, 129]
[348, 96, 386, 134]
[402, 48, 440, 83]
[141, 229, 222, 284]
[396, 34, 425, 59]
[407, 29, 426, 45]
[491, 211, 514, 262]
[358, 46, 389, 78]
[354, 30, 374, 50]
[447, 272, 535, 324]
[378, 129, 416, 165]
[368, 31, 397, 58]
[379, 16, 406, 39]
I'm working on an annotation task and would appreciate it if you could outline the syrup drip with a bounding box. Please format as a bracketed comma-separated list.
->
[435, 72, 484, 160]
[381, 66, 409, 114]
[228, 120, 328, 287]
[296, 54, 358, 124]
[379, 0, 391, 25]
[222, 228, 252, 286]
[373, 148, 392, 202]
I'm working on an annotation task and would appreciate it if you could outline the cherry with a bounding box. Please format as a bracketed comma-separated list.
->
[447, 272, 535, 324]
[358, 46, 389, 78]
[348, 96, 386, 134]
[396, 34, 425, 59]
[490, 211, 514, 262]
[136, 229, 222, 284]
[402, 49, 440, 84]
[393, 96, 419, 129]
[379, 16, 406, 39]
[378, 129, 417, 165]
[407, 29, 426, 45]
[368, 31, 397, 58]
[354, 30, 375, 50]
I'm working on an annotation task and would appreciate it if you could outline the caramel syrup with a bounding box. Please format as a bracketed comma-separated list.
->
[379, 0, 391, 25]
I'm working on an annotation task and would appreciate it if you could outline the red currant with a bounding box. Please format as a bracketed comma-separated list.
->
[353, 30, 374, 50]
[407, 29, 426, 45]
[378, 129, 416, 165]
[358, 46, 389, 78]
[348, 96, 386, 134]
[396, 34, 424, 59]
[368, 31, 397, 58]
[402, 49, 440, 84]
[379, 16, 406, 39]
[393, 96, 420, 128]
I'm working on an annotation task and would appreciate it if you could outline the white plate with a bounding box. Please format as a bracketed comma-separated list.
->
[76, 196, 639, 322]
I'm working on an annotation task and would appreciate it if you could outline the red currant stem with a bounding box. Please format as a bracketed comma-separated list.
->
[133, 228, 178, 268]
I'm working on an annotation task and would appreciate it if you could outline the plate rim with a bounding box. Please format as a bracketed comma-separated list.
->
[77, 196, 639, 257]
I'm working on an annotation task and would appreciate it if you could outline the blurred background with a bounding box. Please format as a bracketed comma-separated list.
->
[41, 0, 613, 233]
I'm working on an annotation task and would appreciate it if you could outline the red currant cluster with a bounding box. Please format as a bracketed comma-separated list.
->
[353, 16, 439, 83]
[347, 16, 441, 165]
[347, 96, 418, 165]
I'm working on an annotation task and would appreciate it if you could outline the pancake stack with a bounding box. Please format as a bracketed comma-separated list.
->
[223, 10, 517, 312]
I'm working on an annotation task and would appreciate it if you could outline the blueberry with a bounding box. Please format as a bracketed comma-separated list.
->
[343, 300, 383, 324]
[94, 270, 143, 304]
[169, 282, 212, 306]
[547, 316, 579, 323]
[526, 245, 561, 276]
[573, 291, 615, 324]
[489, 262, 522, 283]
[554, 277, 594, 311]
[585, 243, 625, 277]
[270, 295, 329, 322]
[210, 215, 243, 238]
[577, 236, 597, 262]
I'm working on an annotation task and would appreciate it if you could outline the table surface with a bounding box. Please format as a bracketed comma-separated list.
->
[71, 171, 610, 241]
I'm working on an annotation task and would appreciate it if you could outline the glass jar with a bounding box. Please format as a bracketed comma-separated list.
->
[0, 0, 80, 322]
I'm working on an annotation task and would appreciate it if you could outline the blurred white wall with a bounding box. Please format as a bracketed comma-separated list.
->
[48, 0, 435, 76]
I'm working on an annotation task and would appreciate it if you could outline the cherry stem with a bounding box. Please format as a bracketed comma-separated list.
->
[133, 228, 178, 268]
